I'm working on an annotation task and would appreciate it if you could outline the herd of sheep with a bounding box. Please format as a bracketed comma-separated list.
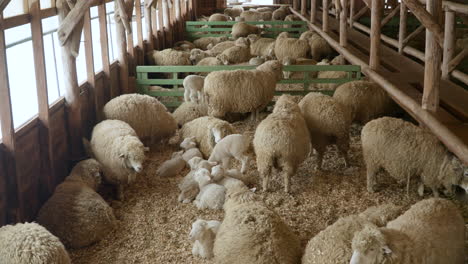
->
[1, 5, 468, 264]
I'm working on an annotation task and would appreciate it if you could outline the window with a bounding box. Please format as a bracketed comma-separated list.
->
[106, 1, 118, 62]
[3, 0, 26, 18]
[132, 7, 138, 45]
[40, 0, 53, 9]
[90, 6, 103, 72]
[42, 16, 62, 104]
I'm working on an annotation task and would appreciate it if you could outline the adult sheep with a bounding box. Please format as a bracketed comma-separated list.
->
[209, 13, 229, 22]
[194, 36, 229, 50]
[300, 32, 333, 61]
[0, 222, 71, 264]
[204, 60, 283, 120]
[172, 101, 208, 127]
[88, 119, 147, 200]
[213, 186, 302, 264]
[302, 203, 403, 264]
[103, 94, 177, 145]
[216, 37, 252, 65]
[247, 34, 276, 58]
[231, 22, 261, 39]
[274, 32, 310, 61]
[148, 48, 191, 66]
[224, 6, 243, 19]
[240, 10, 272, 21]
[181, 116, 235, 158]
[298, 93, 351, 170]
[333, 80, 395, 124]
[206, 41, 235, 56]
[362, 117, 468, 197]
[37, 159, 117, 248]
[253, 94, 311, 193]
[351, 198, 465, 264]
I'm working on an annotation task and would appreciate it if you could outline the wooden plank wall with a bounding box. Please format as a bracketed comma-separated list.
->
[0, 0, 194, 225]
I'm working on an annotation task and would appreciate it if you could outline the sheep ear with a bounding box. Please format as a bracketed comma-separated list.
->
[382, 246, 392, 255]
[249, 187, 257, 193]
[119, 153, 125, 158]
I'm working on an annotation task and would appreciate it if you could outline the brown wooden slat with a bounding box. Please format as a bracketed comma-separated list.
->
[83, 10, 97, 128]
[98, 3, 113, 101]
[0, 146, 8, 225]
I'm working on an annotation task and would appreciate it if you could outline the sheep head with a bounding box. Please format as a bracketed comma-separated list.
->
[247, 34, 260, 44]
[172, 150, 184, 159]
[119, 139, 146, 174]
[181, 137, 197, 150]
[277, 32, 289, 39]
[351, 225, 392, 264]
[234, 37, 249, 47]
[68, 159, 102, 190]
[211, 165, 225, 182]
[256, 60, 283, 81]
[223, 185, 259, 210]
[273, 94, 301, 114]
[282, 57, 295, 79]
[189, 219, 220, 241]
[194, 168, 212, 188]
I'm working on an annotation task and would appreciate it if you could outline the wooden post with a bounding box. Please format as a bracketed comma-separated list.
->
[442, 10, 455, 80]
[158, 0, 165, 49]
[98, 2, 112, 101]
[310, 0, 317, 23]
[381, 4, 400, 27]
[422, 0, 442, 112]
[163, 0, 171, 46]
[323, 0, 329, 32]
[30, 0, 55, 201]
[0, 17, 19, 223]
[83, 9, 98, 125]
[369, 0, 383, 70]
[398, 2, 407, 54]
[136, 0, 144, 51]
[349, 0, 355, 27]
[301, 0, 306, 15]
[126, 1, 135, 78]
[402, 0, 444, 48]
[144, 1, 153, 50]
[58, 0, 84, 161]
[115, 0, 130, 94]
[293, 0, 299, 10]
[152, 5, 158, 49]
[340, 0, 348, 47]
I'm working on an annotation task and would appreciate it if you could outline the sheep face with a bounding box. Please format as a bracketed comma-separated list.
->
[256, 60, 283, 81]
[211, 165, 225, 182]
[247, 34, 260, 44]
[458, 170, 468, 193]
[282, 57, 295, 79]
[120, 145, 145, 173]
[194, 168, 212, 188]
[172, 150, 184, 159]
[273, 94, 301, 114]
[181, 137, 197, 150]
[351, 226, 390, 264]
[234, 37, 249, 47]
[278, 32, 289, 39]
[216, 54, 230, 65]
[189, 219, 209, 241]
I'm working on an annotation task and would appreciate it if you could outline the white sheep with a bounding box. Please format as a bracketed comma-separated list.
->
[189, 48, 212, 65]
[272, 7, 288, 20]
[0, 222, 71, 264]
[282, 56, 317, 79]
[283, 14, 301, 28]
[209, 13, 229, 22]
[206, 41, 235, 56]
[178, 158, 217, 203]
[36, 159, 117, 249]
[194, 36, 229, 50]
[103, 94, 177, 145]
[204, 60, 283, 120]
[300, 32, 333, 61]
[350, 198, 465, 264]
[172, 102, 208, 127]
[249, 56, 266, 65]
[208, 134, 250, 173]
[173, 40, 195, 51]
[253, 94, 311, 193]
[193, 168, 226, 210]
[148, 48, 191, 66]
[183, 148, 203, 163]
[362, 117, 467, 196]
[196, 57, 224, 75]
[224, 6, 243, 19]
[183, 75, 206, 103]
[212, 165, 246, 189]
[298, 93, 351, 170]
[181, 116, 235, 158]
[87, 120, 146, 200]
[231, 22, 261, 39]
[180, 136, 197, 150]
[157, 151, 186, 178]
[216, 37, 252, 65]
[189, 219, 221, 259]
[314, 60, 349, 90]
[240, 10, 271, 21]
[213, 185, 302, 264]
[274, 32, 310, 61]
[247, 34, 276, 58]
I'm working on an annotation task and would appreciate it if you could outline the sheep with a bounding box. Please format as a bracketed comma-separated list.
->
[282, 56, 317, 79]
[239, 10, 271, 21]
[209, 13, 229, 22]
[183, 75, 206, 103]
[247, 34, 276, 58]
[183, 148, 203, 162]
[157, 151, 186, 178]
[189, 219, 221, 259]
[274, 32, 310, 61]
[88, 119, 146, 200]
[231, 22, 261, 39]
[181, 116, 235, 158]
[206, 41, 235, 56]
[193, 168, 227, 210]
[253, 94, 311, 193]
[189, 48, 212, 65]
[172, 101, 208, 127]
[256, 7, 273, 12]
[298, 93, 351, 170]
[302, 203, 403, 264]
[283, 14, 301, 28]
[0, 222, 71, 264]
[235, 16, 244, 22]
[272, 7, 288, 20]
[178, 158, 217, 203]
[148, 48, 191, 66]
[36, 159, 117, 249]
[103, 94, 177, 145]
[204, 60, 283, 120]
[211, 165, 246, 189]
[194, 36, 229, 50]
[308, 34, 333, 61]
[333, 80, 395, 123]
[181, 136, 197, 150]
[213, 185, 302, 264]
[248, 56, 265, 65]
[361, 117, 467, 197]
[224, 7, 243, 19]
[208, 134, 250, 173]
[196, 56, 224, 70]
[173, 40, 195, 51]
[350, 198, 465, 264]
[216, 37, 252, 65]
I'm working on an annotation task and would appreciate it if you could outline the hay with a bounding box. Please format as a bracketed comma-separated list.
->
[69, 118, 468, 264]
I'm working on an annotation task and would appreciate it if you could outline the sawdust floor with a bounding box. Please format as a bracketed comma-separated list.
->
[69, 116, 468, 264]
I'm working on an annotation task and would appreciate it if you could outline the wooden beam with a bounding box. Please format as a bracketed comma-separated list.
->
[398, 2, 407, 54]
[163, 0, 171, 46]
[157, 0, 165, 49]
[401, 0, 444, 48]
[135, 0, 144, 50]
[381, 4, 400, 27]
[0, 0, 11, 13]
[340, 0, 348, 47]
[83, 10, 97, 124]
[152, 5, 158, 49]
[57, 0, 92, 46]
[115, 0, 130, 94]
[352, 5, 368, 21]
[323, 0, 329, 32]
[144, 2, 154, 49]
[349, 0, 355, 27]
[448, 47, 468, 73]
[370, 0, 383, 70]
[422, 0, 442, 112]
[301, 0, 306, 15]
[116, 0, 132, 34]
[311, 0, 317, 23]
[401, 24, 424, 47]
[98, 3, 110, 115]
[441, 10, 455, 79]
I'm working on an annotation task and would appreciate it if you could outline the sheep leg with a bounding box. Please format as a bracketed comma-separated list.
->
[418, 183, 425, 197]
[260, 166, 272, 192]
[431, 187, 440, 198]
[237, 155, 249, 174]
[316, 151, 324, 171]
[282, 164, 294, 193]
[405, 173, 411, 197]
[337, 138, 350, 168]
[366, 164, 378, 193]
[192, 242, 200, 256]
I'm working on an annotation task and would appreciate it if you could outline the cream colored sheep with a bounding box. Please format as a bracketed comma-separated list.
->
[0, 222, 71, 264]
[283, 14, 301, 28]
[281, 56, 317, 79]
[274, 32, 310, 61]
[303, 32, 333, 61]
[240, 10, 272, 21]
[333, 80, 395, 123]
[302, 203, 403, 264]
[351, 198, 465, 264]
[253, 94, 311, 193]
[224, 7, 243, 19]
[190, 48, 212, 64]
[204, 60, 283, 120]
[209, 13, 229, 22]
[37, 159, 117, 248]
[190, 219, 221, 259]
[216, 37, 251, 65]
[183, 75, 206, 103]
[299, 93, 351, 170]
[88, 119, 146, 200]
[272, 7, 288, 20]
[148, 48, 191, 66]
[249, 56, 265, 65]
[231, 22, 261, 39]
[181, 116, 235, 158]
[361, 117, 467, 196]
[213, 185, 302, 264]
[247, 34, 275, 58]
[173, 40, 195, 51]
[172, 102, 208, 127]
[194, 36, 229, 50]
[157, 151, 186, 178]
[178, 158, 217, 203]
[208, 134, 250, 173]
[206, 41, 235, 56]
[194, 168, 226, 210]
[103, 94, 177, 145]
[181, 136, 197, 150]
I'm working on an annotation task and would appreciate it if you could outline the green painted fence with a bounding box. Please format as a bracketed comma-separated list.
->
[136, 64, 362, 107]
[186, 21, 308, 40]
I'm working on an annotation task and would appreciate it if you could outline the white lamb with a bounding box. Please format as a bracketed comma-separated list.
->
[208, 134, 250, 174]
[212, 165, 246, 190]
[178, 158, 217, 203]
[189, 219, 221, 259]
[183, 148, 203, 163]
[183, 75, 206, 103]
[194, 168, 226, 210]
[180, 136, 197, 150]
[157, 151, 186, 178]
